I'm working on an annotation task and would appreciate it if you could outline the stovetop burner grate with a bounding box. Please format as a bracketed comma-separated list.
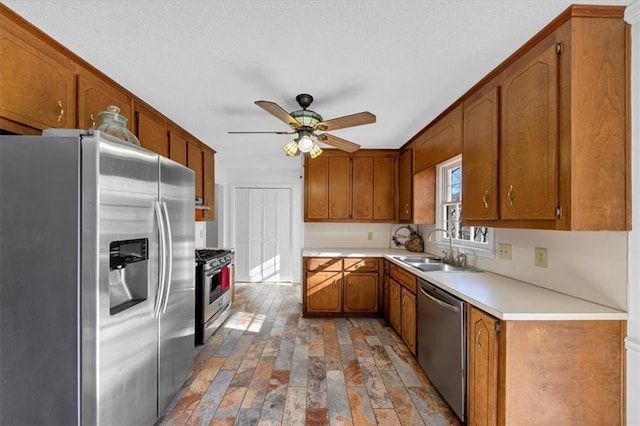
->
[196, 249, 231, 263]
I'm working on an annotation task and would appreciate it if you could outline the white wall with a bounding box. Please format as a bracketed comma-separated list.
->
[420, 227, 627, 310]
[304, 223, 394, 248]
[625, 2, 640, 424]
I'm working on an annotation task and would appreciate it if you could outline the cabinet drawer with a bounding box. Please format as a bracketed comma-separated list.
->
[390, 263, 416, 293]
[344, 257, 379, 272]
[306, 257, 343, 272]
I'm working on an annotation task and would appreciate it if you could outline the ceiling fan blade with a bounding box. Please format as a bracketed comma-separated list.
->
[315, 111, 376, 131]
[316, 133, 361, 153]
[228, 131, 295, 135]
[255, 101, 302, 128]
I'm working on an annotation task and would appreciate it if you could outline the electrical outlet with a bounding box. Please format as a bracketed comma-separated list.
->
[367, 231, 373, 240]
[534, 247, 548, 268]
[497, 242, 512, 260]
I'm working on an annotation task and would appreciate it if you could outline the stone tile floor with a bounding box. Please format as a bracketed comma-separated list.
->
[157, 282, 461, 425]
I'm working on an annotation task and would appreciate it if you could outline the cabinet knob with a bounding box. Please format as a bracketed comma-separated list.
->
[89, 113, 96, 127]
[405, 203, 409, 214]
[56, 100, 65, 123]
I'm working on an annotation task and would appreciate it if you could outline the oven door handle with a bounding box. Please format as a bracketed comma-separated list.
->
[419, 285, 460, 313]
[161, 201, 173, 314]
[206, 267, 223, 277]
[153, 201, 167, 318]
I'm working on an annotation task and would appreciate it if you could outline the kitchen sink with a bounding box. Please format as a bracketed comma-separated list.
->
[412, 263, 466, 272]
[398, 256, 442, 264]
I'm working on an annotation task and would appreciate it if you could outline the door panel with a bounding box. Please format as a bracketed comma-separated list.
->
[235, 187, 293, 282]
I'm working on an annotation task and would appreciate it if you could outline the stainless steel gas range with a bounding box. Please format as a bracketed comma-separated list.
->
[195, 249, 232, 345]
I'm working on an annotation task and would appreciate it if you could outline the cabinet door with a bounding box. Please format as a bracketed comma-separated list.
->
[343, 273, 378, 313]
[187, 141, 203, 200]
[398, 148, 412, 222]
[0, 16, 76, 131]
[134, 102, 167, 157]
[389, 279, 402, 334]
[78, 68, 132, 131]
[401, 288, 417, 355]
[413, 104, 463, 173]
[328, 156, 351, 219]
[305, 156, 329, 220]
[373, 156, 396, 221]
[467, 306, 499, 426]
[305, 271, 342, 313]
[351, 157, 373, 220]
[500, 43, 558, 220]
[463, 86, 499, 221]
[168, 127, 188, 166]
[383, 269, 390, 322]
[202, 147, 215, 221]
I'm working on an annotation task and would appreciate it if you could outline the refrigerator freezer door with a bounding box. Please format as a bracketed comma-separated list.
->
[83, 134, 161, 426]
[158, 156, 195, 413]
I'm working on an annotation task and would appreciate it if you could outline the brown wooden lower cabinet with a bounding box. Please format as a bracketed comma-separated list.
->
[467, 305, 625, 426]
[389, 279, 402, 333]
[388, 264, 417, 355]
[382, 260, 391, 322]
[303, 257, 380, 316]
[467, 306, 499, 426]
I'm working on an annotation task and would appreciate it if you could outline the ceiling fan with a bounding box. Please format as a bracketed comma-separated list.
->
[228, 94, 376, 158]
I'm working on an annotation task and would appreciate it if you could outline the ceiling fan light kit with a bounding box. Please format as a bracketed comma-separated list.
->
[230, 93, 375, 159]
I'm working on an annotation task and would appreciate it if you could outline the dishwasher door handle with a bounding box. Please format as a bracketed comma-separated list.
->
[419, 286, 460, 313]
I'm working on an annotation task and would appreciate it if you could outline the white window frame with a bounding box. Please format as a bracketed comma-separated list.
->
[434, 155, 495, 258]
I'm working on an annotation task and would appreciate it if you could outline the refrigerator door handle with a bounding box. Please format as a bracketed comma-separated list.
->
[154, 200, 168, 318]
[160, 201, 173, 314]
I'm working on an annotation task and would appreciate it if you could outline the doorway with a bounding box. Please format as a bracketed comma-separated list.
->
[233, 187, 293, 282]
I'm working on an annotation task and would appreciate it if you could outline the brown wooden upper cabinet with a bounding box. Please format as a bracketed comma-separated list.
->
[77, 68, 132, 132]
[202, 148, 215, 221]
[413, 104, 463, 173]
[167, 125, 188, 166]
[187, 141, 204, 202]
[0, 8, 76, 133]
[305, 149, 397, 222]
[398, 146, 413, 222]
[461, 8, 630, 230]
[134, 102, 168, 157]
[462, 85, 500, 221]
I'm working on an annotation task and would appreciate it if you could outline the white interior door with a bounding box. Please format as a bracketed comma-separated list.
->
[235, 187, 292, 282]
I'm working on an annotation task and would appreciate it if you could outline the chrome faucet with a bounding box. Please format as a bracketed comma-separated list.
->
[426, 228, 466, 267]
[426, 228, 454, 263]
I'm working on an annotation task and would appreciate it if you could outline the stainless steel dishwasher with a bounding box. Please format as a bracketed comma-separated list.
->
[417, 278, 466, 422]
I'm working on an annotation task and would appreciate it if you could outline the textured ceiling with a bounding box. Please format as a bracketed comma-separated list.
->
[3, 0, 632, 170]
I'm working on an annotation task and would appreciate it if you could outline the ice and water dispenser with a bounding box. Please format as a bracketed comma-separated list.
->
[109, 238, 149, 315]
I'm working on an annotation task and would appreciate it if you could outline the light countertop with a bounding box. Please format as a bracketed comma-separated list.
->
[303, 247, 627, 321]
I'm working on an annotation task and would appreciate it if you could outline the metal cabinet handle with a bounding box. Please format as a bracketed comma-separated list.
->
[507, 184, 514, 208]
[89, 113, 96, 127]
[476, 327, 482, 349]
[404, 203, 409, 214]
[56, 100, 65, 122]
[482, 189, 489, 209]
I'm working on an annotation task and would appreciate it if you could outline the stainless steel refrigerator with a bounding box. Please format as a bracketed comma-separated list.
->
[0, 130, 195, 425]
